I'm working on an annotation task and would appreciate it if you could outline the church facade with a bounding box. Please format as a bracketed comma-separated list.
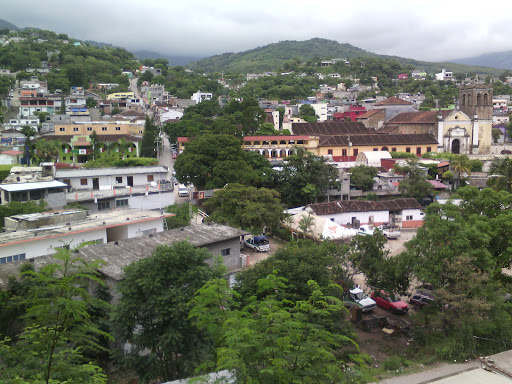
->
[437, 83, 493, 154]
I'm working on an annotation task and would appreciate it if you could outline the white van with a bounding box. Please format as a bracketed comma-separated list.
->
[178, 184, 189, 197]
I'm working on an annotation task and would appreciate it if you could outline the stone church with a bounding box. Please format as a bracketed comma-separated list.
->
[376, 83, 493, 155]
[438, 83, 493, 155]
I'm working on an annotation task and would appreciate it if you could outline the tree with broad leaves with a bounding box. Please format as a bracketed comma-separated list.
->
[0, 243, 111, 384]
[204, 183, 283, 234]
[189, 274, 371, 383]
[277, 147, 338, 207]
[111, 241, 223, 382]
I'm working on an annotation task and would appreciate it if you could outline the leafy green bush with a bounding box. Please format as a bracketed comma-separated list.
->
[390, 151, 417, 159]
[0, 164, 13, 182]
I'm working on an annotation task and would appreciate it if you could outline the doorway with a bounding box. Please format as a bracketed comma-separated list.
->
[451, 139, 460, 154]
[92, 178, 99, 190]
[127, 176, 134, 187]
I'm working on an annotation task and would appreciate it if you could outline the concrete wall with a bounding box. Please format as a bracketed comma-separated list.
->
[327, 210, 389, 227]
[0, 228, 107, 260]
[203, 237, 242, 272]
[64, 172, 168, 190]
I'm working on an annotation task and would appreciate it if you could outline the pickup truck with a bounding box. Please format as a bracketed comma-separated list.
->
[343, 287, 377, 312]
[377, 224, 401, 239]
[244, 235, 270, 252]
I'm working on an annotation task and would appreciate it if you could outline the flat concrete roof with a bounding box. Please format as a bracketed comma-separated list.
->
[0, 208, 172, 248]
[1, 180, 67, 191]
[56, 166, 169, 178]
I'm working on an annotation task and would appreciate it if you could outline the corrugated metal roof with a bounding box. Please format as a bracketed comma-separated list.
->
[0, 180, 67, 192]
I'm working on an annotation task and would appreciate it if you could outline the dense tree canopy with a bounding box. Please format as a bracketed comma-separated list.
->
[277, 147, 338, 207]
[112, 241, 223, 382]
[174, 134, 270, 189]
[204, 183, 284, 234]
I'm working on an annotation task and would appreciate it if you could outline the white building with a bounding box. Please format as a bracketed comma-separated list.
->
[306, 198, 424, 229]
[55, 166, 170, 191]
[191, 90, 213, 104]
[0, 209, 172, 262]
[3, 116, 40, 132]
[435, 69, 453, 81]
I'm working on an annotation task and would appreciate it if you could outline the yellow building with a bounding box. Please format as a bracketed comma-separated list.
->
[106, 92, 135, 100]
[54, 121, 144, 136]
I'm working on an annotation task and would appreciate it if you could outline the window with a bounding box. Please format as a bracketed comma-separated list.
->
[405, 147, 411, 153]
[115, 126, 121, 131]
[373, 148, 378, 151]
[416, 147, 421, 155]
[116, 199, 128, 207]
[405, 215, 413, 220]
[116, 176, 123, 183]
[102, 127, 107, 131]
[62, 156, 66, 161]
[0, 253, 26, 264]
[63, 179, 70, 185]
[80, 178, 88, 186]
[391, 147, 397, 152]
[342, 149, 347, 156]
[87, 127, 92, 131]
[98, 201, 110, 211]
[147, 175, 154, 182]
[427, 146, 432, 152]
[327, 149, 333, 155]
[142, 228, 157, 236]
[73, 127, 79, 131]
[220, 248, 231, 256]
[59, 127, 65, 132]
[353, 148, 358, 156]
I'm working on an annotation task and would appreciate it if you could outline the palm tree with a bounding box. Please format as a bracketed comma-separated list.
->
[450, 155, 471, 190]
[35, 139, 61, 162]
[298, 213, 315, 238]
[117, 137, 129, 159]
[488, 158, 512, 193]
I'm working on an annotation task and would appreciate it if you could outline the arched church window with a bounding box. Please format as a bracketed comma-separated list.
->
[484, 93, 488, 105]
[462, 94, 466, 106]
[477, 94, 481, 105]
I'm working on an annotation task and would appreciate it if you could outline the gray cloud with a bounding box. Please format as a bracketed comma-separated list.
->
[3, 0, 512, 62]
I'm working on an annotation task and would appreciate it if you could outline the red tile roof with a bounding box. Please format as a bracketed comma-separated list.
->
[0, 150, 22, 156]
[357, 109, 385, 119]
[374, 96, 413, 106]
[308, 198, 422, 215]
[243, 135, 310, 141]
[428, 179, 449, 189]
[318, 133, 438, 147]
[292, 121, 375, 136]
[385, 110, 452, 124]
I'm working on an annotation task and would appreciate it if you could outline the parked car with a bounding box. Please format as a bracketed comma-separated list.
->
[244, 235, 270, 252]
[371, 290, 409, 314]
[178, 184, 189, 197]
[376, 224, 401, 239]
[172, 151, 177, 159]
[343, 286, 377, 312]
[409, 290, 434, 308]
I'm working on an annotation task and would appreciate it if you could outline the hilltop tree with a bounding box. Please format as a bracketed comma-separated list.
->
[350, 165, 378, 191]
[298, 104, 319, 122]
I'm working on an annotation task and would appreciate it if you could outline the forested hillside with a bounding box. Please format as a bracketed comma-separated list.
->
[188, 37, 504, 76]
[0, 28, 138, 92]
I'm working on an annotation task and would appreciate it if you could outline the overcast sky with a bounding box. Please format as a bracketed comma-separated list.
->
[3, 1, 512, 62]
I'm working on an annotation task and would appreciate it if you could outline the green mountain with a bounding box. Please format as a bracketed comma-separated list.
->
[452, 51, 512, 70]
[0, 18, 19, 31]
[187, 37, 504, 77]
